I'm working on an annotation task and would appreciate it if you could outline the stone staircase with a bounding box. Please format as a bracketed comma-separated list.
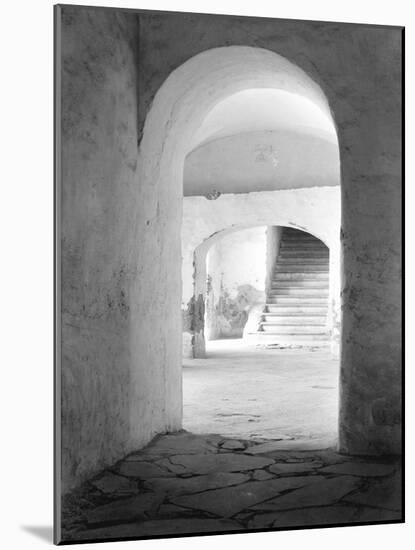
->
[254, 227, 329, 346]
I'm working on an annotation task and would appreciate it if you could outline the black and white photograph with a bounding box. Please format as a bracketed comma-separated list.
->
[2, 1, 412, 548]
[51, 3, 404, 545]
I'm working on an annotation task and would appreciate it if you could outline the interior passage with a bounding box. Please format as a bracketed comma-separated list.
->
[183, 339, 338, 446]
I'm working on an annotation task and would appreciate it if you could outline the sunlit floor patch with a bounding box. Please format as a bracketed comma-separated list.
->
[183, 339, 338, 444]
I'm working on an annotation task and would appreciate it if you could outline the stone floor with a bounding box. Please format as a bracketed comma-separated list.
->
[183, 340, 338, 444]
[61, 431, 402, 543]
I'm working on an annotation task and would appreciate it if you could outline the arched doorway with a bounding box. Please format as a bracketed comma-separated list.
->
[184, 194, 341, 359]
[183, 223, 339, 447]
[139, 44, 401, 456]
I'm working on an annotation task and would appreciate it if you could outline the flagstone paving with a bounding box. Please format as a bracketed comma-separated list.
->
[61, 431, 402, 542]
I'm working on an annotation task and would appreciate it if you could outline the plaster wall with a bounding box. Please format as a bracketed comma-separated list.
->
[58, 6, 182, 493]
[265, 226, 283, 295]
[184, 129, 340, 196]
[182, 187, 341, 357]
[205, 227, 267, 339]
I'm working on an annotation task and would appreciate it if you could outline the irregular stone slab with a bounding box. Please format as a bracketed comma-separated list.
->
[157, 503, 193, 518]
[245, 438, 335, 454]
[143, 432, 219, 456]
[171, 477, 318, 517]
[124, 453, 157, 462]
[248, 504, 359, 529]
[314, 450, 354, 465]
[285, 457, 317, 463]
[349, 505, 402, 523]
[65, 523, 143, 542]
[269, 462, 323, 475]
[73, 518, 242, 540]
[272, 504, 359, 528]
[263, 452, 319, 462]
[170, 453, 274, 474]
[117, 461, 173, 479]
[247, 513, 277, 529]
[268, 503, 400, 529]
[252, 469, 274, 481]
[250, 475, 360, 511]
[344, 472, 402, 512]
[144, 472, 249, 495]
[221, 440, 246, 451]
[85, 494, 165, 525]
[319, 462, 395, 477]
[244, 440, 294, 455]
[90, 473, 140, 494]
[155, 458, 190, 475]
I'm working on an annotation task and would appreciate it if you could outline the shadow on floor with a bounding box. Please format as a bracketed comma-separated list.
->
[21, 525, 53, 543]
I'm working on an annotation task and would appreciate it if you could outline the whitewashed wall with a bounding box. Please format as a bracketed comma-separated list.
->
[205, 227, 267, 339]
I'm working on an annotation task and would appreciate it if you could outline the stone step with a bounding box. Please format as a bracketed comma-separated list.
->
[271, 280, 329, 288]
[258, 228, 331, 341]
[259, 325, 328, 334]
[273, 272, 329, 280]
[282, 237, 321, 243]
[265, 305, 327, 314]
[278, 247, 329, 254]
[281, 237, 326, 244]
[269, 288, 329, 296]
[281, 238, 325, 244]
[278, 257, 329, 264]
[280, 243, 327, 251]
[280, 250, 328, 256]
[266, 296, 328, 304]
[278, 256, 329, 263]
[261, 315, 326, 325]
[282, 233, 323, 242]
[276, 265, 329, 273]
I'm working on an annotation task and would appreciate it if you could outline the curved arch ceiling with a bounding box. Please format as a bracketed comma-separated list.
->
[191, 88, 337, 148]
[184, 88, 340, 197]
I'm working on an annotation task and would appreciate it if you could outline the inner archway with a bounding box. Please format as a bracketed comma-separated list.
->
[183, 191, 341, 359]
[183, 223, 339, 446]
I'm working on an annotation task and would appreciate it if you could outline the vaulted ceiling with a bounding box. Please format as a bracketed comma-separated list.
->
[183, 88, 340, 196]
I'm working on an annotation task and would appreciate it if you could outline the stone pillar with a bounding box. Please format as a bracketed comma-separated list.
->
[191, 245, 208, 358]
[338, 33, 402, 455]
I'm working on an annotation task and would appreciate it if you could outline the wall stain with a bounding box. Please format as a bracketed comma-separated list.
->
[182, 294, 205, 334]
[372, 398, 401, 426]
[211, 284, 263, 338]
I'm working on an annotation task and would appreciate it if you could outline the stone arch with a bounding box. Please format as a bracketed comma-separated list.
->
[139, 44, 341, 442]
[141, 44, 401, 457]
[189, 215, 339, 358]
[182, 186, 341, 358]
[139, 43, 341, 363]
[139, 46, 335, 167]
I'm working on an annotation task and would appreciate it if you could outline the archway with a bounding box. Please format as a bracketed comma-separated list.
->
[139, 44, 340, 445]
[182, 222, 339, 445]
[183, 191, 341, 358]
[139, 44, 401, 456]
